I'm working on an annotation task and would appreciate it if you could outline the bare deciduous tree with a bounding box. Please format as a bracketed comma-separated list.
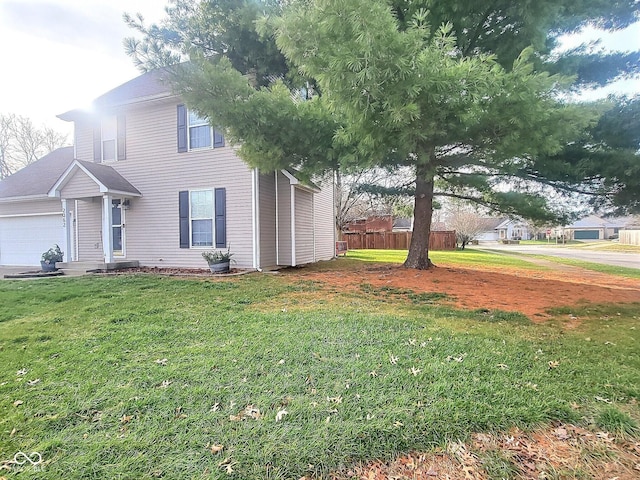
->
[0, 114, 68, 178]
[446, 203, 494, 249]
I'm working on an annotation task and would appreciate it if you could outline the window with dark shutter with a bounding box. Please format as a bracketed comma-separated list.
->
[117, 115, 126, 160]
[177, 104, 187, 153]
[93, 125, 101, 162]
[215, 188, 226, 248]
[179, 191, 189, 248]
[213, 129, 225, 148]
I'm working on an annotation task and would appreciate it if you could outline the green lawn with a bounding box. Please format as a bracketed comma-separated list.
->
[347, 248, 543, 269]
[0, 258, 638, 478]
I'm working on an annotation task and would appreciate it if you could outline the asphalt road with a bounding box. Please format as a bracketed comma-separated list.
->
[476, 243, 640, 270]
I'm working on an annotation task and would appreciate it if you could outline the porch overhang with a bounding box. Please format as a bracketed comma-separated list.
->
[48, 160, 142, 199]
[280, 169, 321, 193]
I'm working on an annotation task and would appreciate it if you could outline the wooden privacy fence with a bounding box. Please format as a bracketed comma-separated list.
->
[620, 230, 640, 246]
[343, 231, 456, 250]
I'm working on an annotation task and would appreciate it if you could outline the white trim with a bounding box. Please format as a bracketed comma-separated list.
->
[74, 200, 79, 261]
[102, 195, 114, 263]
[112, 198, 126, 257]
[0, 194, 51, 203]
[280, 169, 321, 193]
[290, 185, 296, 266]
[251, 168, 260, 269]
[312, 193, 316, 262]
[0, 211, 62, 219]
[275, 171, 280, 266]
[61, 199, 71, 263]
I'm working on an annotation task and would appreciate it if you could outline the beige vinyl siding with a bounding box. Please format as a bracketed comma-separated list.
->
[73, 99, 256, 268]
[258, 173, 277, 268]
[76, 199, 104, 261]
[312, 174, 335, 260]
[276, 171, 292, 266]
[75, 123, 94, 162]
[59, 171, 100, 199]
[0, 198, 62, 216]
[294, 188, 315, 264]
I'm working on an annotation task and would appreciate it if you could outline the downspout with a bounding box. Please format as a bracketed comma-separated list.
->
[275, 171, 280, 266]
[312, 193, 316, 262]
[290, 185, 296, 266]
[252, 168, 260, 270]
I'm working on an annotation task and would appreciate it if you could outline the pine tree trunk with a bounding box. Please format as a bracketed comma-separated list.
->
[404, 161, 435, 269]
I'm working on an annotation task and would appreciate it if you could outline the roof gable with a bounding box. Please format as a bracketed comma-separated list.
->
[49, 160, 141, 198]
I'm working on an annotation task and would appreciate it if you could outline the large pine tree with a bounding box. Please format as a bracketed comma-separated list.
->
[127, 0, 640, 268]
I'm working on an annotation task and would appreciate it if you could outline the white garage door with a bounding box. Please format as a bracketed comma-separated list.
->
[0, 214, 64, 266]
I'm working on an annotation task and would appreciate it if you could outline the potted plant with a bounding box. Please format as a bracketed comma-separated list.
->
[201, 246, 233, 273]
[41, 244, 64, 272]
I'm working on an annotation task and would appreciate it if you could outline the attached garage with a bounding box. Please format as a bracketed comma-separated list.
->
[0, 147, 74, 266]
[574, 230, 600, 240]
[0, 213, 64, 266]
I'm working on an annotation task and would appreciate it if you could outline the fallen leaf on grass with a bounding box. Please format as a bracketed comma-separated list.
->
[154, 358, 168, 366]
[218, 457, 235, 474]
[10, 428, 16, 437]
[548, 360, 560, 369]
[13, 400, 23, 407]
[120, 415, 132, 424]
[389, 354, 399, 365]
[27, 379, 40, 386]
[209, 444, 224, 454]
[410, 367, 421, 376]
[275, 409, 288, 422]
[16, 369, 27, 376]
[159, 380, 172, 388]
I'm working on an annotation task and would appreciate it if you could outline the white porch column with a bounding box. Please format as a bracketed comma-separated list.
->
[61, 199, 72, 262]
[102, 195, 113, 263]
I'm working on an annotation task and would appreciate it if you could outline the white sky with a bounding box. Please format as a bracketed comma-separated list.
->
[0, 0, 638, 137]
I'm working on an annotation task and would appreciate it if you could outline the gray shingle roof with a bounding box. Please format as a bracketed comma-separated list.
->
[74, 160, 141, 196]
[58, 68, 174, 120]
[0, 146, 74, 199]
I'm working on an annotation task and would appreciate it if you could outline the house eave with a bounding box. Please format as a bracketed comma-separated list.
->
[57, 92, 176, 122]
[0, 194, 53, 203]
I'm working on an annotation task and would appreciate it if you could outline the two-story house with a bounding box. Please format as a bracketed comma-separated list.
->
[0, 69, 335, 269]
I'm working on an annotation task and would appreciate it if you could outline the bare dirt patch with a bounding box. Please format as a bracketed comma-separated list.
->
[319, 423, 640, 480]
[281, 261, 640, 322]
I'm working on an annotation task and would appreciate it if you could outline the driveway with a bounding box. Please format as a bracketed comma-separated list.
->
[476, 243, 640, 270]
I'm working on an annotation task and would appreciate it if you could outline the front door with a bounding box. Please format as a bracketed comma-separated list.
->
[112, 199, 125, 256]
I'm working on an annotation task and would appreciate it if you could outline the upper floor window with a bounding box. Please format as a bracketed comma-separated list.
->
[188, 111, 212, 150]
[102, 116, 117, 161]
[94, 115, 125, 163]
[177, 104, 224, 153]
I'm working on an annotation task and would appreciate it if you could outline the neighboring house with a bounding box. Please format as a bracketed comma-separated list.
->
[343, 215, 393, 233]
[564, 215, 637, 240]
[474, 217, 507, 241]
[495, 218, 530, 241]
[0, 69, 335, 269]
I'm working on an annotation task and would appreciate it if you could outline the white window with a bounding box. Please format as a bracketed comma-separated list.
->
[102, 116, 117, 161]
[188, 111, 212, 150]
[186, 109, 224, 150]
[190, 190, 214, 247]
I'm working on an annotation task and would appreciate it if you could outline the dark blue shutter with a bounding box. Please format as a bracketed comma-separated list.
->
[213, 129, 225, 148]
[179, 191, 189, 248]
[215, 188, 226, 248]
[177, 104, 187, 153]
[117, 115, 126, 160]
[93, 125, 101, 162]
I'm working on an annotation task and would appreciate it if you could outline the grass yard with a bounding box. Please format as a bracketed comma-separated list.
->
[0, 253, 639, 479]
